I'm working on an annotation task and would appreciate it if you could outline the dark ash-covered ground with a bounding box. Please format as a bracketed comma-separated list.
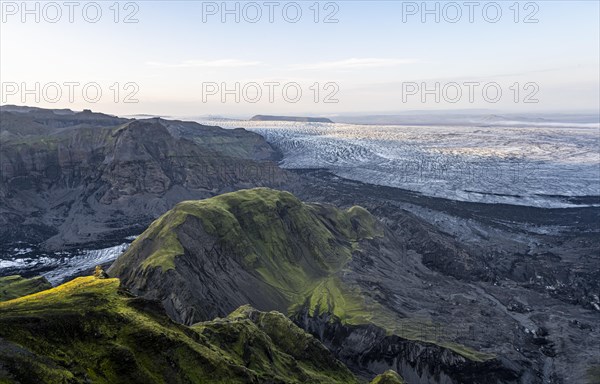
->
[288, 169, 600, 384]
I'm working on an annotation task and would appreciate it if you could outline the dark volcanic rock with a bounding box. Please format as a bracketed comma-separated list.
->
[294, 309, 527, 384]
[286, 169, 600, 384]
[0, 107, 291, 250]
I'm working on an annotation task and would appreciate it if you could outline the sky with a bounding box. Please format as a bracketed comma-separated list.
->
[1, 0, 599, 117]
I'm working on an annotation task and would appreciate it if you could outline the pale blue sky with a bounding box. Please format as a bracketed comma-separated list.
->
[1, 1, 598, 116]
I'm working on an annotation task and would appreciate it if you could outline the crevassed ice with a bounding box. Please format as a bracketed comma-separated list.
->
[197, 120, 599, 208]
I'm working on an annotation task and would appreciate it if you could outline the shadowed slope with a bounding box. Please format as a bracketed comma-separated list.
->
[0, 275, 358, 384]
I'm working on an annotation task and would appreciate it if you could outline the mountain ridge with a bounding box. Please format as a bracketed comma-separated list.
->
[0, 274, 361, 384]
[0, 107, 291, 252]
[109, 188, 384, 323]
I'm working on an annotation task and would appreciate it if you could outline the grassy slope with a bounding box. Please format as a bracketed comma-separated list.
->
[128, 188, 366, 272]
[113, 188, 493, 363]
[195, 305, 357, 384]
[300, 277, 494, 362]
[0, 276, 357, 384]
[0, 275, 52, 302]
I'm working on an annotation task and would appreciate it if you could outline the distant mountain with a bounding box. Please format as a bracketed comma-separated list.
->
[251, 115, 334, 123]
[0, 104, 77, 115]
[109, 188, 525, 383]
[0, 274, 359, 383]
[0, 107, 291, 250]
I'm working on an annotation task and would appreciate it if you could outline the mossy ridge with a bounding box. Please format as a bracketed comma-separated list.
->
[137, 210, 187, 271]
[294, 274, 413, 335]
[134, 188, 382, 301]
[194, 305, 358, 384]
[370, 370, 405, 384]
[0, 276, 357, 384]
[296, 277, 375, 325]
[0, 275, 52, 302]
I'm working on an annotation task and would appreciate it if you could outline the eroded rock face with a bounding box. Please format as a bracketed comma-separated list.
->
[294, 310, 527, 384]
[0, 107, 290, 250]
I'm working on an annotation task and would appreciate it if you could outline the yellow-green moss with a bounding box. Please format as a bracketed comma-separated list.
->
[370, 370, 405, 384]
[0, 275, 52, 302]
[301, 277, 373, 325]
[127, 189, 381, 292]
[0, 276, 358, 384]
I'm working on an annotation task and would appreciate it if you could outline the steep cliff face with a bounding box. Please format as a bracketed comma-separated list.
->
[0, 275, 358, 384]
[109, 188, 530, 383]
[0, 107, 289, 250]
[294, 310, 524, 384]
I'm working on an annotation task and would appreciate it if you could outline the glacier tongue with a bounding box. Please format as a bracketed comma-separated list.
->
[0, 242, 134, 285]
[42, 243, 131, 285]
[197, 119, 600, 208]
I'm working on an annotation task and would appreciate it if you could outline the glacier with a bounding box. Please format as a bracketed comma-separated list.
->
[197, 119, 600, 208]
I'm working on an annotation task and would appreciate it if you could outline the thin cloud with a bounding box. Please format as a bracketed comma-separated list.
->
[146, 59, 261, 68]
[290, 58, 418, 70]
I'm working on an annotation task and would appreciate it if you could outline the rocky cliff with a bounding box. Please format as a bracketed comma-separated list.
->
[0, 106, 290, 251]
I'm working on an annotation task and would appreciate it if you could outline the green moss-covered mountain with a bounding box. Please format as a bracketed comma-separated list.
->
[0, 275, 51, 301]
[108, 188, 524, 383]
[0, 275, 358, 384]
[109, 187, 385, 325]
